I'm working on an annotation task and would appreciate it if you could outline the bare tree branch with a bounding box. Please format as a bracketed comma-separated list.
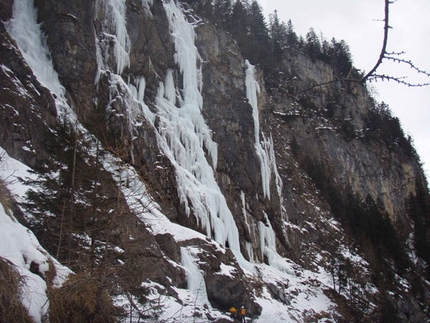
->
[367, 74, 430, 87]
[361, 0, 391, 83]
[297, 0, 430, 94]
[384, 56, 430, 78]
[361, 0, 430, 86]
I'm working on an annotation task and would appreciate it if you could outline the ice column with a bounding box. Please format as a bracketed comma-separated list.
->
[245, 60, 284, 203]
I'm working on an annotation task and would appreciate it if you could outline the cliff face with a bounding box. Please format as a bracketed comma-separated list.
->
[1, 0, 429, 322]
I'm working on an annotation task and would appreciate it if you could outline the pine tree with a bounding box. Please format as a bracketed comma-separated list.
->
[305, 28, 321, 61]
[248, 1, 268, 39]
[247, 1, 270, 65]
[329, 38, 353, 76]
[213, 0, 232, 28]
[20, 117, 123, 267]
[187, 0, 213, 20]
[268, 10, 287, 61]
[230, 0, 249, 52]
[286, 19, 298, 46]
[21, 117, 84, 261]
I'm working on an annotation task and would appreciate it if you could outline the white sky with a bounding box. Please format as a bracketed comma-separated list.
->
[259, 0, 430, 181]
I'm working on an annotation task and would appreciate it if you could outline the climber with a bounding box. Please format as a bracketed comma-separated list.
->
[240, 306, 246, 323]
[229, 306, 238, 320]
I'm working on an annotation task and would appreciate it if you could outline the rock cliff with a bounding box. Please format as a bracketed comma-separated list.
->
[0, 0, 429, 322]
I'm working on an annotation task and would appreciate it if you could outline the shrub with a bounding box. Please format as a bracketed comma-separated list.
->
[48, 272, 119, 323]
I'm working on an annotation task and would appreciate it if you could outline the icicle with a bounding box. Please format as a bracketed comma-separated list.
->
[245, 241, 255, 263]
[94, 36, 104, 85]
[258, 213, 276, 261]
[128, 76, 155, 124]
[266, 133, 286, 218]
[241, 190, 252, 233]
[95, 0, 131, 75]
[245, 60, 272, 199]
[109, 0, 130, 74]
[245, 60, 261, 142]
[137, 77, 146, 103]
[164, 69, 176, 104]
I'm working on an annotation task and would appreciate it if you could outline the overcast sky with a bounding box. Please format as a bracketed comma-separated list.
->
[259, 0, 430, 181]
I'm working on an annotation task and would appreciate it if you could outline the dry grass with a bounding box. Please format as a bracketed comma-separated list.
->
[0, 178, 13, 219]
[48, 271, 119, 323]
[0, 257, 35, 323]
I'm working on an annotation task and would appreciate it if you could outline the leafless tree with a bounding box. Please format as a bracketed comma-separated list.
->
[298, 0, 430, 94]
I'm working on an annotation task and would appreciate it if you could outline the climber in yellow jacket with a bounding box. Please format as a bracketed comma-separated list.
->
[240, 306, 246, 323]
[229, 306, 237, 319]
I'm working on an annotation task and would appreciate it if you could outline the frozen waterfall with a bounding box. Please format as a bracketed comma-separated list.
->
[5, 0, 70, 118]
[245, 60, 284, 204]
[156, 1, 249, 268]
